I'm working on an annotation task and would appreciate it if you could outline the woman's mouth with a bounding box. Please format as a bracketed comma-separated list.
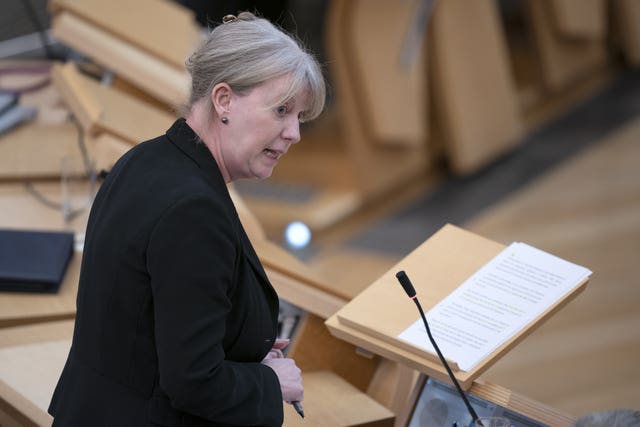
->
[263, 148, 280, 159]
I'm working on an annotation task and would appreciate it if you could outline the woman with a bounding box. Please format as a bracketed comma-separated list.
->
[48, 12, 325, 427]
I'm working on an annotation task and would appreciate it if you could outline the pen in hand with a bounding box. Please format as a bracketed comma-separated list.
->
[292, 401, 304, 418]
[262, 339, 304, 419]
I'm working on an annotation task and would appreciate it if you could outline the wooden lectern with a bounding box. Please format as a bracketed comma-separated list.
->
[327, 224, 587, 425]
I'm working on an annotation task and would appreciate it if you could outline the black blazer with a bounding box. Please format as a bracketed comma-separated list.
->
[49, 119, 283, 426]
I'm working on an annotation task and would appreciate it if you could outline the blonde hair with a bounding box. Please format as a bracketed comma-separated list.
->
[186, 12, 325, 122]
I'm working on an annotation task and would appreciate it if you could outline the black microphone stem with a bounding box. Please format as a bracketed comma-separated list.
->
[412, 297, 481, 424]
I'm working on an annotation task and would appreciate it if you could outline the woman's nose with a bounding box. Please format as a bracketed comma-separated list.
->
[283, 118, 301, 144]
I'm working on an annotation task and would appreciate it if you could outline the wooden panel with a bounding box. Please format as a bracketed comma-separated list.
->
[550, 0, 606, 40]
[228, 185, 267, 240]
[244, 125, 364, 232]
[51, 12, 190, 107]
[325, 0, 429, 197]
[368, 360, 420, 420]
[52, 62, 175, 145]
[0, 321, 73, 426]
[527, 0, 608, 91]
[256, 240, 348, 301]
[350, 0, 427, 146]
[50, 0, 200, 69]
[283, 371, 394, 427]
[613, 0, 640, 66]
[0, 341, 70, 421]
[89, 133, 132, 172]
[265, 268, 347, 320]
[0, 182, 90, 234]
[431, 0, 523, 174]
[308, 248, 399, 300]
[289, 314, 379, 392]
[48, 64, 101, 133]
[0, 123, 85, 180]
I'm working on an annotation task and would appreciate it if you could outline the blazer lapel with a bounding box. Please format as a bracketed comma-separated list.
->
[166, 119, 279, 311]
[165, 119, 226, 191]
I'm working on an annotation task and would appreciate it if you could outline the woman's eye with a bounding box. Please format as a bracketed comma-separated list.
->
[276, 106, 287, 116]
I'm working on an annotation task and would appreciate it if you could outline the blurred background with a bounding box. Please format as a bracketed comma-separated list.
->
[0, 0, 639, 425]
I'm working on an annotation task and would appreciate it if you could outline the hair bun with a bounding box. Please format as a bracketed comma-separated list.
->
[236, 11, 257, 21]
[222, 12, 256, 24]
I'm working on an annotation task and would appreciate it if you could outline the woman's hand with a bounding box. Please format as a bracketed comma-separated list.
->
[261, 339, 303, 402]
[263, 338, 289, 360]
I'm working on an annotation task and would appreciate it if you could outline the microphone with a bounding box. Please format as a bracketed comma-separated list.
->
[396, 270, 417, 298]
[395, 271, 481, 425]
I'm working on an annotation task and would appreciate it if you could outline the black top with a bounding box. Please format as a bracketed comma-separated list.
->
[49, 119, 283, 427]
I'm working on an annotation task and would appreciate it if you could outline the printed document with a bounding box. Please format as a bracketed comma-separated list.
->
[398, 242, 592, 372]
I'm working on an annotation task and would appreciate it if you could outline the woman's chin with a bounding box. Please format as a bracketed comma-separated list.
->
[252, 168, 274, 180]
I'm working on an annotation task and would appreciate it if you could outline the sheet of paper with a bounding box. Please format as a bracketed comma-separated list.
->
[398, 242, 592, 372]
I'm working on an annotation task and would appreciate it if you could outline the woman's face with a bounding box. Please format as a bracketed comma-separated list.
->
[219, 75, 309, 181]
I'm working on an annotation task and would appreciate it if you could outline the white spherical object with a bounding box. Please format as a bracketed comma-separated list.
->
[285, 221, 311, 249]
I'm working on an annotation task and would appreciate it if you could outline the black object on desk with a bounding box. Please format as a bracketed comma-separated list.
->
[0, 229, 74, 293]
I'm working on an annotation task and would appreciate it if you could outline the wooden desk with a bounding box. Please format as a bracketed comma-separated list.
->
[0, 123, 85, 181]
[0, 320, 71, 427]
[0, 181, 87, 328]
[51, 62, 175, 145]
[283, 371, 394, 427]
[0, 251, 79, 328]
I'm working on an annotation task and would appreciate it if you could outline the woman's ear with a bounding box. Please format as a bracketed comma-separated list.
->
[210, 83, 232, 117]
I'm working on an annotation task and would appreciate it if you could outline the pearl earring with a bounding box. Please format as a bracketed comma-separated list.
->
[221, 116, 229, 125]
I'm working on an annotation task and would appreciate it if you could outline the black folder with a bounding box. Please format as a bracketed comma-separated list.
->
[0, 229, 74, 293]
